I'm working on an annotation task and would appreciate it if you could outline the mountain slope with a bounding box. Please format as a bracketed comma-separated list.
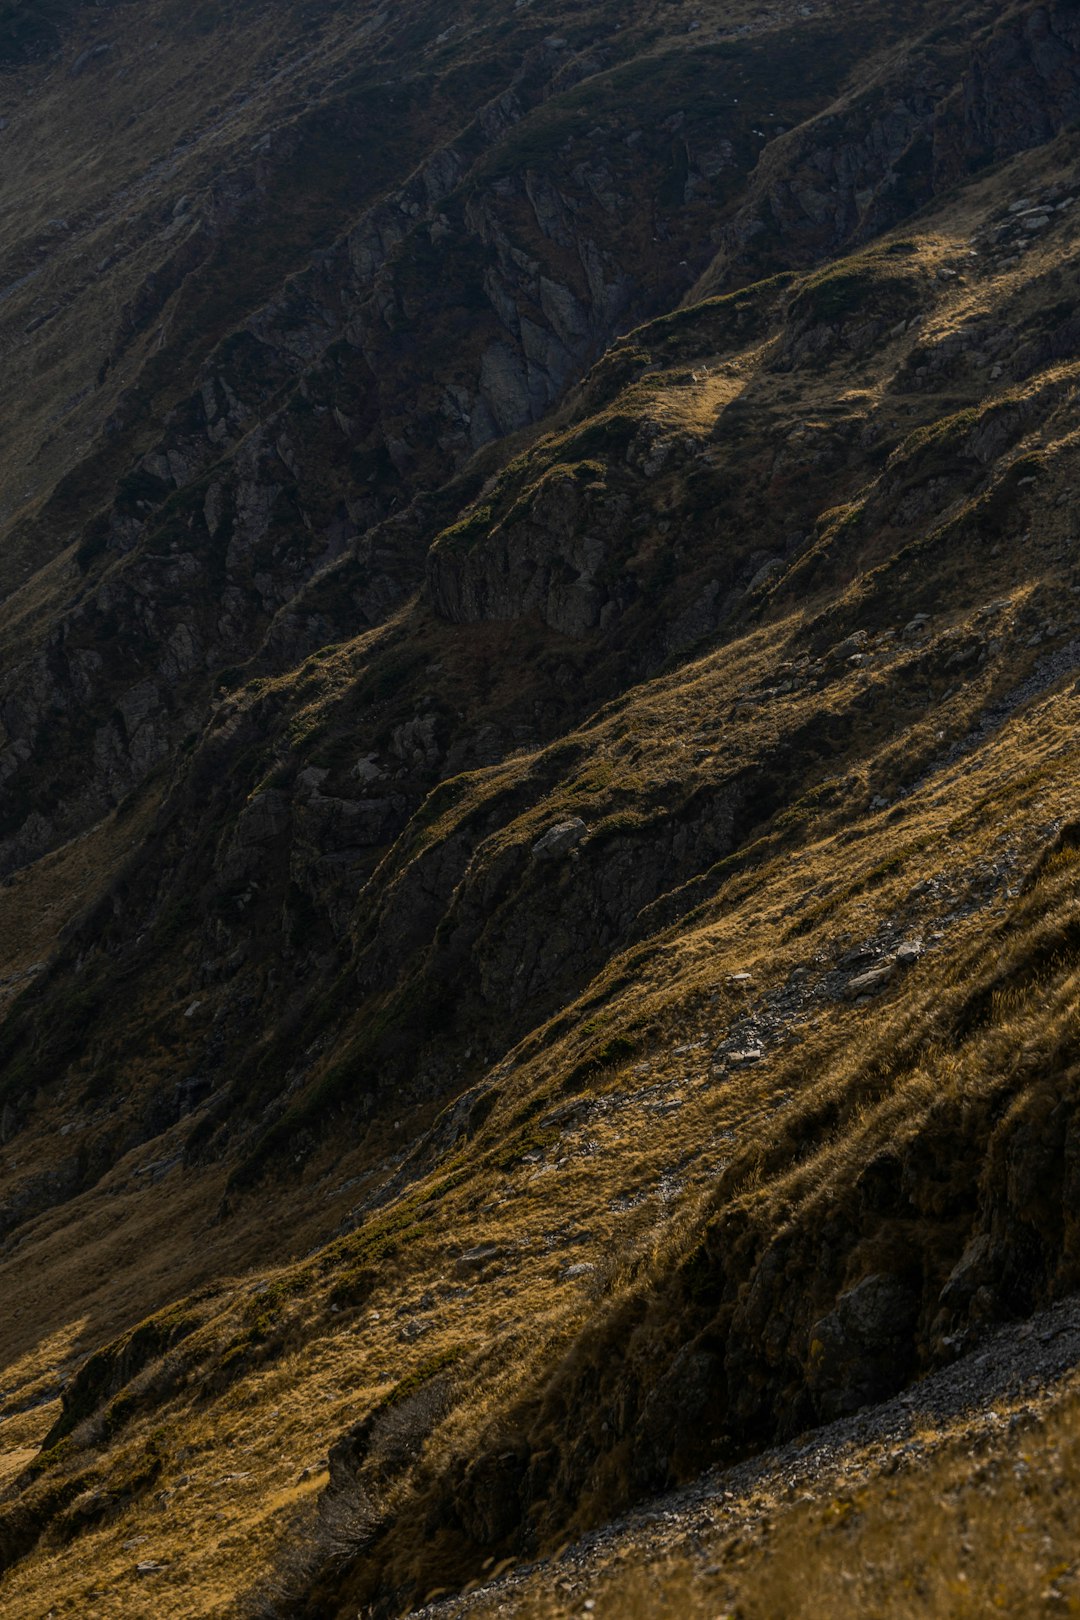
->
[2, 0, 1080, 1614]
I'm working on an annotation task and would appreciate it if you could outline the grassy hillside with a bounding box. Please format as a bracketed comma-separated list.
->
[2, 0, 1080, 1614]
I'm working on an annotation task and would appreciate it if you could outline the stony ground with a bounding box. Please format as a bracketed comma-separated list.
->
[417, 1295, 1080, 1618]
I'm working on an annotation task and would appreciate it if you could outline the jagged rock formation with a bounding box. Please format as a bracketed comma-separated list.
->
[3, 0, 1080, 1615]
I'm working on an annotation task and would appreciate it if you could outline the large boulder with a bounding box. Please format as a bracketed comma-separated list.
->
[807, 1272, 918, 1419]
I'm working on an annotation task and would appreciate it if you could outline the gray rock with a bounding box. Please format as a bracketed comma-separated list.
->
[454, 1242, 503, 1277]
[808, 1273, 918, 1418]
[352, 754, 383, 784]
[70, 42, 113, 77]
[391, 713, 440, 769]
[746, 557, 784, 594]
[234, 790, 290, 845]
[477, 341, 534, 437]
[634, 1346, 723, 1486]
[296, 766, 329, 795]
[843, 963, 895, 999]
[456, 1448, 528, 1543]
[532, 818, 587, 860]
[939, 1232, 994, 1314]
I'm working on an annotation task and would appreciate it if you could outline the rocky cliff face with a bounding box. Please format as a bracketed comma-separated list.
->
[3, 0, 1080, 1615]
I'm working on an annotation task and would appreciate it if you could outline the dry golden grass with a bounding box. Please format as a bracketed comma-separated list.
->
[5, 617, 1075, 1614]
[6, 500, 1080, 1613]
